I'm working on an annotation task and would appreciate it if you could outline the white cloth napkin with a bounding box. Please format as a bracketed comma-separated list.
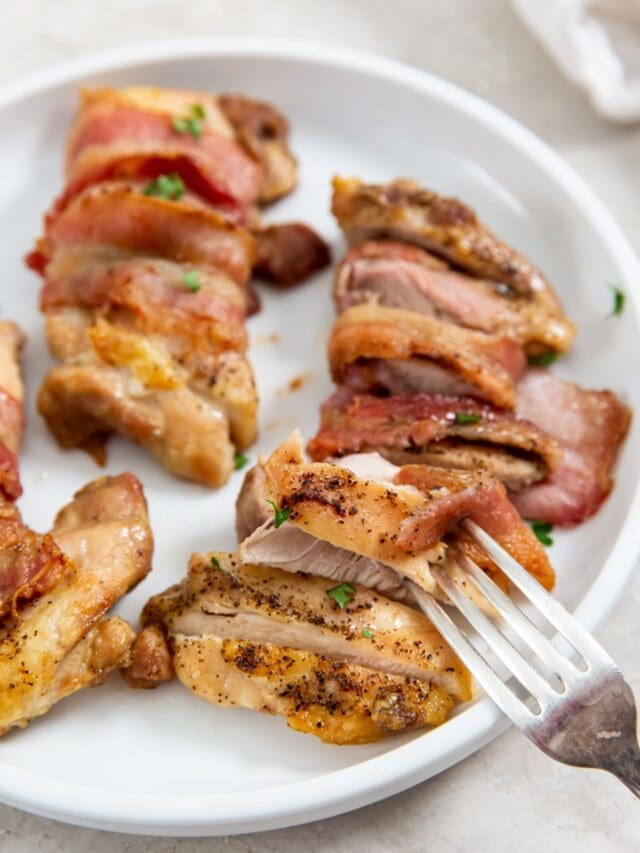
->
[513, 0, 640, 121]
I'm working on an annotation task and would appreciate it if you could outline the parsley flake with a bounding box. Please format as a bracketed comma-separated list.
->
[454, 412, 481, 425]
[531, 520, 553, 547]
[267, 499, 290, 529]
[361, 628, 374, 639]
[234, 451, 248, 470]
[210, 555, 221, 569]
[182, 270, 200, 292]
[529, 352, 558, 367]
[608, 285, 625, 317]
[143, 172, 185, 201]
[327, 582, 356, 609]
[171, 104, 205, 140]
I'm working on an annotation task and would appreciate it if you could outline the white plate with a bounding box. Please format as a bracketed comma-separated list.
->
[0, 38, 639, 837]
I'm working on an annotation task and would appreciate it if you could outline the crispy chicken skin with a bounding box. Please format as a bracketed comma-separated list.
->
[307, 387, 562, 491]
[0, 473, 153, 735]
[328, 303, 526, 409]
[331, 176, 575, 356]
[0, 321, 26, 500]
[238, 432, 554, 595]
[130, 552, 469, 744]
[333, 240, 574, 356]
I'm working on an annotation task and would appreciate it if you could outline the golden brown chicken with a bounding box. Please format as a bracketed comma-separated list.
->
[0, 321, 25, 501]
[126, 551, 471, 744]
[237, 432, 555, 595]
[331, 176, 575, 356]
[328, 303, 526, 410]
[0, 473, 153, 735]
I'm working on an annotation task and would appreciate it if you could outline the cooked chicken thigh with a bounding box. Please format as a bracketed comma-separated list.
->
[0, 472, 153, 734]
[237, 432, 555, 596]
[331, 177, 575, 356]
[328, 304, 526, 409]
[128, 552, 470, 744]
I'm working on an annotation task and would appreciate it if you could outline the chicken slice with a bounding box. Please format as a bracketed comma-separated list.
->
[331, 176, 575, 356]
[0, 321, 25, 500]
[307, 386, 562, 491]
[237, 432, 554, 596]
[333, 239, 573, 356]
[329, 303, 526, 409]
[130, 552, 469, 744]
[0, 472, 153, 734]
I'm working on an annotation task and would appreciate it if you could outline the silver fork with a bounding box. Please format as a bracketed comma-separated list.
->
[407, 519, 640, 798]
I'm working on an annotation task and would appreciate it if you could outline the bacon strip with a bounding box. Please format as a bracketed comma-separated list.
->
[41, 248, 248, 355]
[328, 303, 526, 409]
[32, 182, 256, 287]
[512, 371, 631, 525]
[395, 465, 555, 590]
[0, 502, 72, 620]
[307, 387, 561, 490]
[61, 87, 264, 219]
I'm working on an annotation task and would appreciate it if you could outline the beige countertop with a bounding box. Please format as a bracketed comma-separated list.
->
[1, 1, 639, 850]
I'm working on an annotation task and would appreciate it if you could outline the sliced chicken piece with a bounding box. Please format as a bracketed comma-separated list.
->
[307, 387, 562, 491]
[61, 86, 264, 220]
[331, 176, 575, 356]
[253, 223, 331, 286]
[37, 360, 245, 486]
[29, 181, 256, 287]
[131, 552, 469, 744]
[41, 247, 248, 355]
[334, 240, 574, 356]
[0, 321, 25, 500]
[120, 624, 174, 689]
[219, 94, 298, 204]
[512, 370, 631, 525]
[238, 432, 554, 595]
[328, 303, 526, 409]
[0, 473, 153, 734]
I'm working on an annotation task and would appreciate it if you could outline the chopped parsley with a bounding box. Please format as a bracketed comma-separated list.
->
[171, 103, 206, 140]
[182, 270, 201, 292]
[210, 555, 221, 569]
[531, 520, 553, 547]
[267, 499, 290, 529]
[234, 451, 248, 470]
[608, 285, 625, 317]
[326, 582, 356, 609]
[454, 412, 481, 425]
[143, 172, 185, 201]
[361, 628, 374, 639]
[529, 352, 558, 367]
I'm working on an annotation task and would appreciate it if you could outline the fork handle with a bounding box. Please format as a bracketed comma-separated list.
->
[610, 755, 640, 799]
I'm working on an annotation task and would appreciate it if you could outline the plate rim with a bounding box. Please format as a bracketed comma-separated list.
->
[1, 35, 639, 836]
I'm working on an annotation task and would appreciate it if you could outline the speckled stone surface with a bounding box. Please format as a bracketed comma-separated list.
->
[1, 1, 639, 849]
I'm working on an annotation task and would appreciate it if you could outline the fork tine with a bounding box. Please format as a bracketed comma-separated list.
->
[463, 520, 616, 665]
[407, 581, 535, 728]
[432, 566, 554, 704]
[459, 553, 578, 684]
